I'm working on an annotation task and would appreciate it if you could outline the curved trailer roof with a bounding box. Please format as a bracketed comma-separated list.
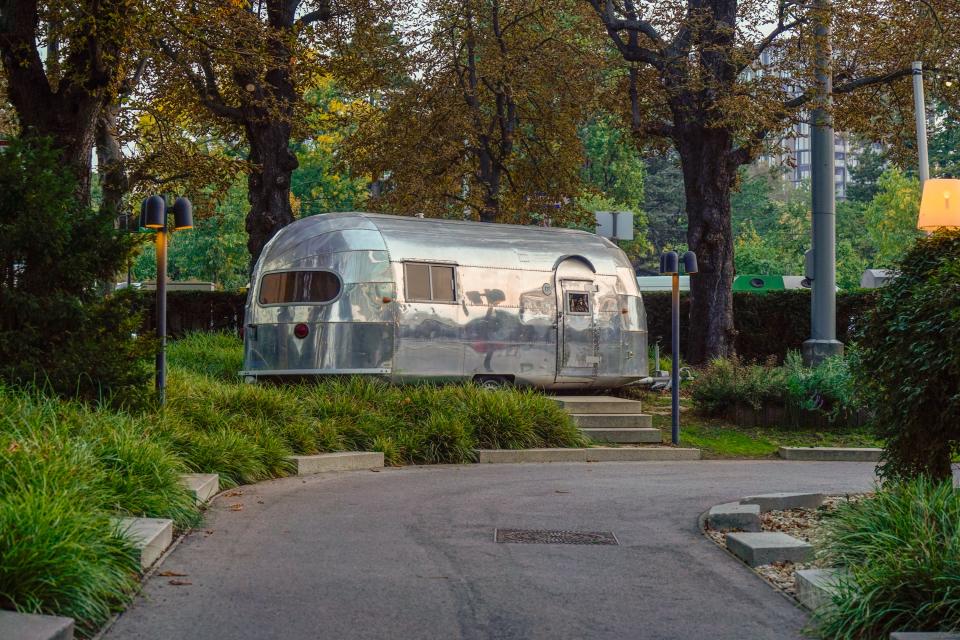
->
[257, 212, 634, 276]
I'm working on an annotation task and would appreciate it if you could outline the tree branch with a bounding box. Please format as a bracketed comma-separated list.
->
[156, 39, 244, 123]
[783, 66, 916, 109]
[297, 0, 332, 26]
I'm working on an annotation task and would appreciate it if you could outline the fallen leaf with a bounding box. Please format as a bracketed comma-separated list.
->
[370, 468, 381, 472]
[204, 530, 214, 535]
[228, 503, 244, 511]
[224, 490, 244, 497]
[256, 500, 264, 504]
[555, 490, 569, 494]
[168, 580, 192, 586]
[7, 441, 20, 453]
[158, 571, 188, 577]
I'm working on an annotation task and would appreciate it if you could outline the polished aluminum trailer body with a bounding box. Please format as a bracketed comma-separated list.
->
[241, 212, 648, 388]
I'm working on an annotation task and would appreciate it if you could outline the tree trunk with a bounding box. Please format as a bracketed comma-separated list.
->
[96, 101, 128, 218]
[244, 119, 298, 270]
[676, 130, 737, 363]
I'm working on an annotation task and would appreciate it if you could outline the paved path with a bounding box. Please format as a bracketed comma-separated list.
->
[104, 461, 877, 640]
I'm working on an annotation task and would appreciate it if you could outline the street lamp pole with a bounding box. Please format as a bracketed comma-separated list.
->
[802, 0, 843, 366]
[912, 61, 930, 187]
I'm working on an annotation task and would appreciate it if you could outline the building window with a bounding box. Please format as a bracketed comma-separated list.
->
[404, 262, 456, 302]
[259, 270, 341, 305]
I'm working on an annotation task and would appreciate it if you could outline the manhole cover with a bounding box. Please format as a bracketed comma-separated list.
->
[494, 528, 619, 545]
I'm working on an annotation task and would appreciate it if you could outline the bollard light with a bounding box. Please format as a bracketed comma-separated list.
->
[660, 249, 697, 446]
[659, 251, 679, 275]
[136, 195, 193, 405]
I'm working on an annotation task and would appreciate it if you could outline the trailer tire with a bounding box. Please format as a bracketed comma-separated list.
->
[474, 375, 513, 390]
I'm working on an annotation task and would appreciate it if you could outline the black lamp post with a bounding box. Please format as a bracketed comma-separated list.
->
[659, 250, 697, 445]
[139, 195, 193, 404]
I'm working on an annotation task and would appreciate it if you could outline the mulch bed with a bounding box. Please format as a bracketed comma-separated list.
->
[705, 494, 868, 598]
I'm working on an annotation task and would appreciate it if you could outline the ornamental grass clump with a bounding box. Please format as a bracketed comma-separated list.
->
[0, 388, 197, 636]
[814, 477, 960, 639]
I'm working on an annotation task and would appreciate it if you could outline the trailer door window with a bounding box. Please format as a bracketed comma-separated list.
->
[258, 270, 341, 305]
[404, 262, 456, 302]
[566, 291, 590, 314]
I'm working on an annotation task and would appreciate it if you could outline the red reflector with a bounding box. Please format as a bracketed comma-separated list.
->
[294, 323, 309, 339]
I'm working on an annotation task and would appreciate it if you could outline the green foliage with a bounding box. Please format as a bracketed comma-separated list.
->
[846, 144, 888, 203]
[0, 138, 153, 403]
[292, 83, 370, 217]
[815, 477, 960, 638]
[862, 169, 922, 268]
[691, 356, 789, 415]
[580, 114, 646, 214]
[690, 352, 862, 424]
[642, 153, 687, 260]
[856, 230, 960, 480]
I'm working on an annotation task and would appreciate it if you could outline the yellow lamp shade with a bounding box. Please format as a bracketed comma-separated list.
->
[918, 178, 960, 230]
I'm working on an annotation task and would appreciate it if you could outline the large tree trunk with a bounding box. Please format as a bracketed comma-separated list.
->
[676, 130, 737, 363]
[96, 101, 128, 218]
[244, 119, 298, 269]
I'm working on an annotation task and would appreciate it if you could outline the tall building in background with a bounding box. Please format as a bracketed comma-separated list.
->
[747, 49, 875, 200]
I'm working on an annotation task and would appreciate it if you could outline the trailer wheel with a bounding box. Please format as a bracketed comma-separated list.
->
[474, 375, 513, 390]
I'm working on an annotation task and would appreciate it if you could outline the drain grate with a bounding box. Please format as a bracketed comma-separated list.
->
[494, 528, 619, 545]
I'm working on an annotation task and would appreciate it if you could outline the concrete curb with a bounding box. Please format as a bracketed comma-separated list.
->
[796, 568, 845, 611]
[179, 473, 220, 504]
[726, 532, 814, 567]
[287, 452, 385, 475]
[0, 610, 74, 640]
[779, 447, 883, 462]
[740, 492, 825, 512]
[476, 447, 701, 463]
[112, 517, 174, 570]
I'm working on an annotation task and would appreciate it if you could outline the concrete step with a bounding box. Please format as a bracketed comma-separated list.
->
[726, 531, 814, 567]
[288, 451, 385, 475]
[113, 517, 173, 570]
[796, 568, 844, 611]
[740, 492, 825, 512]
[580, 427, 660, 444]
[707, 502, 762, 532]
[571, 413, 653, 429]
[549, 396, 644, 415]
[779, 447, 883, 462]
[0, 611, 74, 640]
[179, 473, 219, 504]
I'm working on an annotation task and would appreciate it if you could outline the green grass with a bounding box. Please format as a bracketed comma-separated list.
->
[634, 389, 881, 457]
[814, 477, 960, 638]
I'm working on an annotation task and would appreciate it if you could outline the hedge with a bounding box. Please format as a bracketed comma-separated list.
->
[132, 291, 246, 337]
[135, 289, 877, 362]
[643, 290, 877, 362]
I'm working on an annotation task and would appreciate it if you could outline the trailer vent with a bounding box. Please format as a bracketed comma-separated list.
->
[494, 528, 619, 545]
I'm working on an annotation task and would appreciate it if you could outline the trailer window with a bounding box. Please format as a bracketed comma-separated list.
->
[566, 292, 590, 314]
[258, 270, 341, 305]
[404, 262, 456, 302]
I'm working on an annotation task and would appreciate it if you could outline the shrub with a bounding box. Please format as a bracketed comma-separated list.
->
[690, 352, 863, 426]
[856, 230, 960, 480]
[815, 477, 960, 638]
[0, 137, 153, 404]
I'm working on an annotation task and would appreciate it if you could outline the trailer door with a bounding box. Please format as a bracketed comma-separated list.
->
[557, 278, 599, 381]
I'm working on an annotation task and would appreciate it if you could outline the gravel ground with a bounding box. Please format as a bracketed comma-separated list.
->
[705, 494, 870, 598]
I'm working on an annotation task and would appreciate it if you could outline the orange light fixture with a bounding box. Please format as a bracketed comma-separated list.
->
[918, 178, 960, 231]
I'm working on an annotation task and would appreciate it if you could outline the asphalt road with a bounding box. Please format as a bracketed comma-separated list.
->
[103, 461, 878, 640]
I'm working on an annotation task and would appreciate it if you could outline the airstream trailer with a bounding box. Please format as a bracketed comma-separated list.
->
[240, 212, 649, 389]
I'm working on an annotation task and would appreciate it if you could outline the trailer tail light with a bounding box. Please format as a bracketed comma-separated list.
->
[293, 323, 309, 339]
